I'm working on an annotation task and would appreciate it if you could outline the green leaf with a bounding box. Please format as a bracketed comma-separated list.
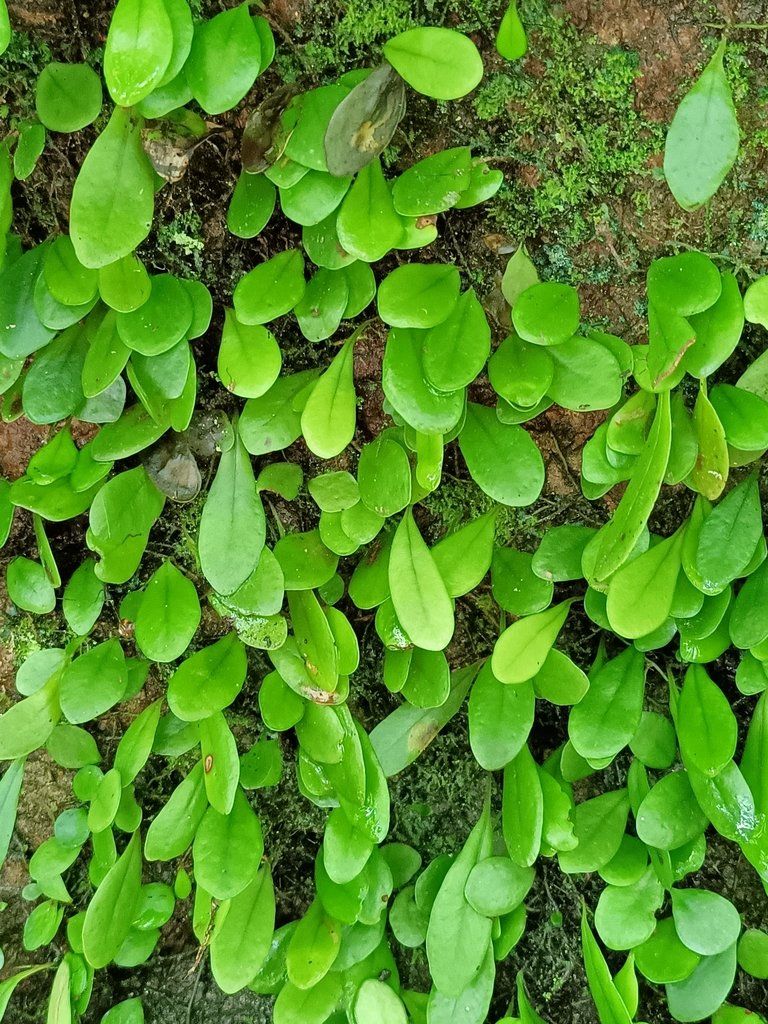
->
[710, 384, 768, 451]
[497, 2, 527, 60]
[666, 944, 738, 1021]
[389, 508, 454, 651]
[117, 273, 192, 356]
[300, 335, 357, 459]
[0, 965, 51, 1019]
[83, 831, 142, 968]
[664, 41, 739, 210]
[227, 171, 276, 239]
[432, 509, 495, 598]
[589, 390, 672, 583]
[234, 249, 305, 325]
[217, 309, 282, 397]
[62, 560, 104, 636]
[580, 909, 633, 1024]
[88, 466, 165, 583]
[459, 403, 544, 507]
[114, 698, 162, 784]
[72, 109, 153, 269]
[193, 788, 263, 899]
[104, 0, 173, 106]
[569, 647, 645, 761]
[671, 888, 741, 956]
[678, 664, 737, 776]
[503, 744, 543, 866]
[356, 437, 410, 519]
[635, 917, 701, 984]
[210, 866, 275, 994]
[683, 272, 744, 378]
[392, 147, 471, 217]
[134, 560, 200, 662]
[199, 712, 240, 814]
[533, 649, 589, 706]
[0, 758, 25, 871]
[594, 869, 664, 951]
[382, 327, 464, 434]
[294, 266, 349, 342]
[693, 472, 762, 589]
[13, 121, 45, 181]
[199, 435, 265, 595]
[0, 0, 9, 55]
[286, 898, 340, 989]
[0, 246, 56, 359]
[738, 928, 768, 980]
[559, 790, 629, 874]
[636, 770, 708, 850]
[468, 661, 534, 771]
[0, 672, 60, 760]
[353, 979, 407, 1024]
[60, 639, 127, 724]
[547, 336, 623, 412]
[144, 761, 208, 860]
[370, 664, 478, 775]
[512, 282, 580, 346]
[492, 600, 571, 684]
[101, 998, 145, 1023]
[336, 157, 404, 262]
[383, 28, 483, 101]
[378, 263, 460, 329]
[239, 370, 318, 456]
[685, 387, 728, 501]
[7, 556, 56, 614]
[422, 288, 491, 392]
[426, 800, 493, 996]
[285, 84, 347, 172]
[185, 5, 261, 115]
[606, 528, 684, 639]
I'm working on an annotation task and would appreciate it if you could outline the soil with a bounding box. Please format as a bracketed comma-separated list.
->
[2, 0, 768, 1022]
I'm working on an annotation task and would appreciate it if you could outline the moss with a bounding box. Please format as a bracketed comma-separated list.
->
[154, 209, 206, 279]
[0, 607, 66, 668]
[0, 33, 52, 117]
[476, 4, 663, 248]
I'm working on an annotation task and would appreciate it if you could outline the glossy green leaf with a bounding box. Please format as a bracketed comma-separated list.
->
[104, 0, 173, 106]
[426, 800, 492, 996]
[559, 790, 629, 874]
[459, 403, 544, 507]
[70, 107, 155, 269]
[134, 560, 200, 662]
[469, 661, 534, 771]
[218, 310, 281, 399]
[389, 509, 454, 652]
[503, 745, 543, 866]
[492, 601, 571, 685]
[383, 28, 483, 101]
[82, 831, 141, 968]
[234, 250, 305, 326]
[300, 335, 356, 459]
[210, 866, 275, 994]
[193, 788, 263, 900]
[336, 158, 404, 262]
[199, 435, 265, 595]
[185, 5, 261, 115]
[678, 664, 737, 776]
[589, 391, 671, 583]
[580, 910, 633, 1024]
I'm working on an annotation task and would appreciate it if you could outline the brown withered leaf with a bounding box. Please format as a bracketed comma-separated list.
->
[241, 84, 301, 174]
[323, 64, 406, 178]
